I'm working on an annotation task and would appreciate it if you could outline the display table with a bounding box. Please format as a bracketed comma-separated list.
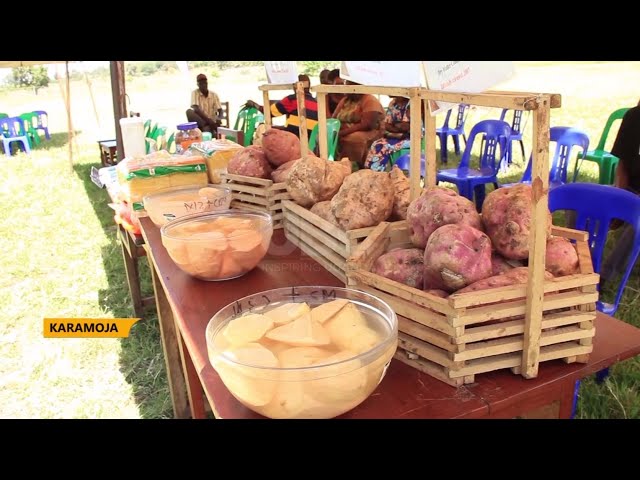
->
[139, 217, 640, 419]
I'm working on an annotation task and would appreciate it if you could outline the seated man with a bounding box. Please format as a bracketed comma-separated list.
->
[186, 73, 222, 134]
[243, 74, 318, 139]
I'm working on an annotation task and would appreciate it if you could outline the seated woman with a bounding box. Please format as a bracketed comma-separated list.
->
[332, 81, 386, 168]
[364, 96, 411, 171]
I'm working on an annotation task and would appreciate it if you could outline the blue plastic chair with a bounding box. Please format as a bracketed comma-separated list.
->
[32, 110, 51, 140]
[549, 182, 640, 417]
[308, 118, 341, 160]
[436, 119, 511, 210]
[0, 116, 31, 156]
[499, 109, 528, 166]
[393, 152, 425, 177]
[436, 104, 470, 164]
[509, 127, 589, 188]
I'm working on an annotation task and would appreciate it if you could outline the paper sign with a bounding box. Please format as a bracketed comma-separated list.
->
[264, 61, 299, 84]
[340, 61, 422, 87]
[422, 61, 515, 114]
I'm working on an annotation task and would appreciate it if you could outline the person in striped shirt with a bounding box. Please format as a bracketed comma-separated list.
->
[243, 74, 318, 139]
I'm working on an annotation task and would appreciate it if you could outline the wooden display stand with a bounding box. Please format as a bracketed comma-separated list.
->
[346, 88, 599, 384]
[281, 84, 424, 284]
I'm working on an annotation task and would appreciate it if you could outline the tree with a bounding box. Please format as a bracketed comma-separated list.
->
[10, 66, 50, 94]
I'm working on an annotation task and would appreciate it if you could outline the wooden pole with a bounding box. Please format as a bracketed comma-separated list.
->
[409, 88, 422, 200]
[262, 90, 271, 127]
[65, 61, 73, 168]
[317, 92, 328, 159]
[110, 61, 127, 162]
[522, 95, 551, 379]
[295, 81, 308, 156]
[85, 72, 101, 129]
[424, 99, 437, 189]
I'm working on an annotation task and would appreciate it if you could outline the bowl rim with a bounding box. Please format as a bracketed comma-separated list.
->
[206, 286, 398, 375]
[160, 209, 273, 241]
[143, 183, 232, 204]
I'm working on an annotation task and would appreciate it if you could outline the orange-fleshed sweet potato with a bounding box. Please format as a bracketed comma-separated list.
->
[227, 146, 272, 179]
[261, 128, 301, 167]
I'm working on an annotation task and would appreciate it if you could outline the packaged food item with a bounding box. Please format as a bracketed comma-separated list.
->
[190, 138, 244, 183]
[116, 150, 208, 212]
[175, 122, 203, 153]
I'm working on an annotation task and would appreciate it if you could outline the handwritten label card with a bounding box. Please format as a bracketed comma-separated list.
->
[264, 61, 299, 84]
[340, 61, 422, 87]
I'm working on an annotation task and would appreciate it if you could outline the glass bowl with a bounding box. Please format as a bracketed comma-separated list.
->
[205, 286, 398, 419]
[143, 184, 232, 227]
[161, 210, 273, 281]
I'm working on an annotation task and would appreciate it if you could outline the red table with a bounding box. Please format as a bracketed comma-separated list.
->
[139, 217, 640, 419]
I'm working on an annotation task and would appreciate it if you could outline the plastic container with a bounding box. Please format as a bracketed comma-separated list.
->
[161, 210, 273, 281]
[175, 122, 203, 154]
[119, 117, 146, 159]
[205, 286, 398, 419]
[202, 131, 213, 141]
[143, 184, 232, 227]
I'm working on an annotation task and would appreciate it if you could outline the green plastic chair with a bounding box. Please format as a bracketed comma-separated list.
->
[19, 112, 40, 147]
[308, 119, 341, 160]
[0, 113, 9, 120]
[234, 107, 263, 147]
[574, 107, 630, 185]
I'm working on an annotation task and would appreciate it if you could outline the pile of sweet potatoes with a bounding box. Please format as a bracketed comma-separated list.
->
[371, 184, 580, 298]
[227, 128, 302, 183]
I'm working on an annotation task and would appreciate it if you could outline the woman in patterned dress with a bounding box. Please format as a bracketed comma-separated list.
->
[364, 96, 411, 171]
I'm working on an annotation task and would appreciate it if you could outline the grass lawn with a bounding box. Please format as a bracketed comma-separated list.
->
[1, 61, 639, 419]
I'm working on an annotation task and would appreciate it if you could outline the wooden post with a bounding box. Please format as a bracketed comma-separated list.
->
[424, 99, 437, 188]
[521, 95, 551, 379]
[65, 62, 73, 168]
[110, 61, 127, 162]
[295, 80, 309, 156]
[262, 90, 271, 127]
[409, 88, 422, 200]
[85, 72, 101, 129]
[317, 92, 328, 159]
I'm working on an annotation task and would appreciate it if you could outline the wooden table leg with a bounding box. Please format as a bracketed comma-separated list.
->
[148, 258, 191, 419]
[558, 380, 578, 419]
[176, 333, 207, 419]
[118, 226, 144, 318]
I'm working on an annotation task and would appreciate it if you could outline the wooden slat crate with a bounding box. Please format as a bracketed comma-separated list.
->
[346, 221, 600, 387]
[282, 200, 406, 284]
[221, 173, 292, 229]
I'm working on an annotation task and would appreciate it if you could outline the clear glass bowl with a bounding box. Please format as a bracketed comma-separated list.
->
[206, 286, 398, 419]
[143, 184, 232, 227]
[161, 210, 273, 281]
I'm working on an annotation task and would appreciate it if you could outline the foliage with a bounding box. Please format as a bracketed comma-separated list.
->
[8, 66, 50, 93]
[300, 61, 340, 76]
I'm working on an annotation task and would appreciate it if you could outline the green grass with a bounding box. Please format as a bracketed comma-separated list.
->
[1, 62, 640, 418]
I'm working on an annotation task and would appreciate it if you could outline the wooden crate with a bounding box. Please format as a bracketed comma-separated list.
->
[346, 221, 600, 387]
[221, 173, 292, 229]
[282, 200, 404, 284]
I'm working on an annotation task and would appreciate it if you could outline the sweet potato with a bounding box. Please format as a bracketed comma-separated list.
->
[227, 145, 272, 179]
[310, 201, 341, 227]
[271, 159, 301, 183]
[491, 252, 523, 275]
[372, 248, 424, 289]
[331, 169, 394, 230]
[261, 128, 301, 167]
[545, 236, 579, 277]
[423, 224, 493, 292]
[389, 165, 410, 220]
[454, 267, 555, 294]
[481, 184, 552, 260]
[426, 289, 449, 298]
[407, 186, 483, 249]
[286, 157, 352, 208]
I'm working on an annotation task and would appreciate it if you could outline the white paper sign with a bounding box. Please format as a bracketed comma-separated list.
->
[264, 61, 299, 84]
[340, 61, 422, 87]
[422, 61, 515, 114]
